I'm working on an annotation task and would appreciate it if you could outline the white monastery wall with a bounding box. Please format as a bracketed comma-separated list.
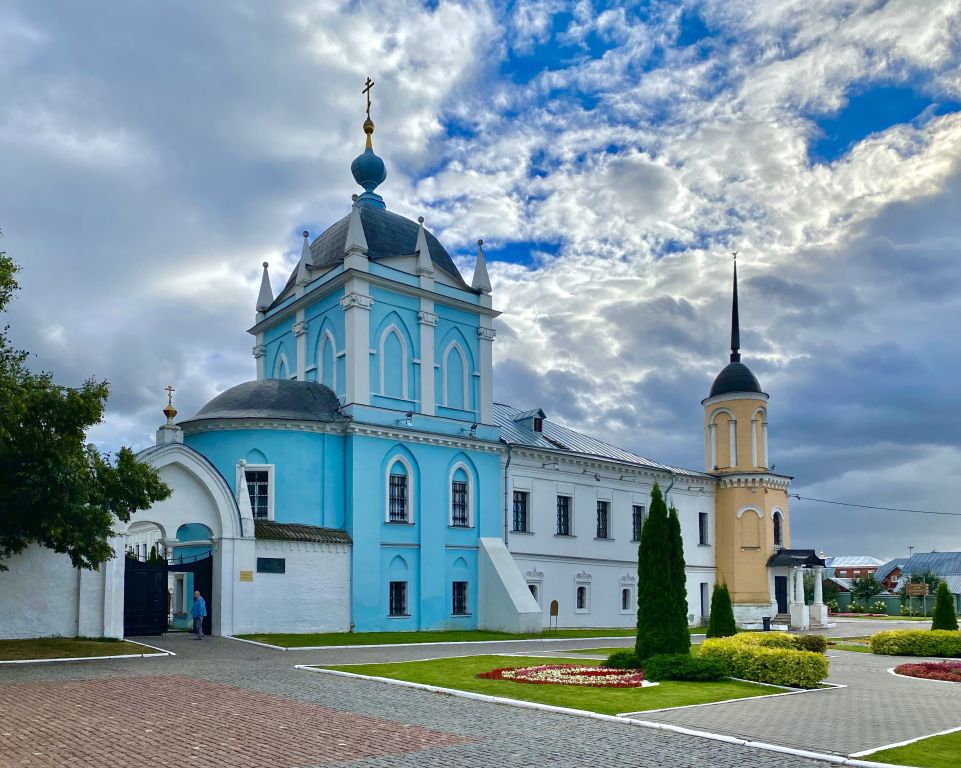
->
[506, 452, 716, 627]
[250, 540, 350, 633]
[0, 545, 122, 640]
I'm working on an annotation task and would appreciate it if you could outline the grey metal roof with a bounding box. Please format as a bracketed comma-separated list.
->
[182, 379, 345, 424]
[824, 555, 885, 568]
[875, 558, 908, 583]
[255, 521, 352, 544]
[709, 361, 764, 397]
[767, 549, 826, 567]
[272, 205, 471, 307]
[893, 574, 961, 595]
[493, 402, 709, 478]
[902, 551, 961, 576]
[827, 577, 852, 591]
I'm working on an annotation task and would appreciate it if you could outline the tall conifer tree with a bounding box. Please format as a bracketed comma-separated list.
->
[931, 580, 958, 631]
[636, 483, 674, 659]
[667, 504, 691, 653]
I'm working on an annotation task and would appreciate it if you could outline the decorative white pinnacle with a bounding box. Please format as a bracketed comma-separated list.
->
[295, 230, 311, 289]
[415, 216, 433, 276]
[345, 202, 368, 257]
[471, 238, 492, 294]
[256, 261, 274, 312]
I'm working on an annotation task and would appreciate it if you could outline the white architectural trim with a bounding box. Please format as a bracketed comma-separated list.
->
[701, 391, 769, 407]
[318, 329, 338, 391]
[448, 462, 475, 528]
[274, 352, 290, 380]
[441, 341, 470, 409]
[239, 463, 275, 521]
[378, 324, 409, 400]
[385, 455, 415, 524]
[728, 419, 737, 466]
[735, 504, 764, 519]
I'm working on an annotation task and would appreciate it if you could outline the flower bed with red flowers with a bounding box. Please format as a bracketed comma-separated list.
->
[477, 664, 650, 687]
[894, 661, 961, 682]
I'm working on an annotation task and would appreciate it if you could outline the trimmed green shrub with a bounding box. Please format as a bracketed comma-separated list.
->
[932, 581, 959, 632]
[870, 629, 961, 657]
[699, 636, 828, 688]
[605, 649, 641, 669]
[734, 632, 797, 649]
[643, 653, 727, 682]
[795, 635, 827, 654]
[706, 583, 737, 638]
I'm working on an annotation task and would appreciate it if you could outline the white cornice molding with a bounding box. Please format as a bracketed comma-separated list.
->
[340, 292, 374, 311]
[717, 473, 792, 491]
[347, 423, 502, 453]
[417, 310, 438, 326]
[477, 327, 496, 341]
[251, 344, 266, 359]
[292, 320, 307, 336]
[181, 418, 346, 436]
[507, 446, 714, 487]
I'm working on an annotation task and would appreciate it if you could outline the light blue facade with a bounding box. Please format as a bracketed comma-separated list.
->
[179, 126, 504, 632]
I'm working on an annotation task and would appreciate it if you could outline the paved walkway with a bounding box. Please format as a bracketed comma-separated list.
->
[640, 645, 960, 755]
[0, 634, 827, 768]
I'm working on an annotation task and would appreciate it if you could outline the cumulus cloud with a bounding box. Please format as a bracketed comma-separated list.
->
[1, 0, 958, 559]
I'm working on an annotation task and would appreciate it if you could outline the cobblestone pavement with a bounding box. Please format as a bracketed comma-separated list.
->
[0, 634, 831, 768]
[639, 644, 960, 755]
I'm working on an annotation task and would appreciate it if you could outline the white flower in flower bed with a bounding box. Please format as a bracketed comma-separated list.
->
[477, 664, 656, 688]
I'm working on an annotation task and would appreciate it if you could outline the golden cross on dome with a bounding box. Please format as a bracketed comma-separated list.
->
[362, 76, 374, 120]
[165, 384, 175, 408]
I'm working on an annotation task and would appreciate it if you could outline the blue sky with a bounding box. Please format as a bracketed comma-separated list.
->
[0, 0, 959, 558]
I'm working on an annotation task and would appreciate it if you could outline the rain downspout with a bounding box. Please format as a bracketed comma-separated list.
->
[503, 444, 512, 545]
[665, 472, 676, 506]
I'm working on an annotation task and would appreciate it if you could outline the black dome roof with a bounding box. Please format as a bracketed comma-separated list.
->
[184, 379, 343, 423]
[709, 361, 764, 398]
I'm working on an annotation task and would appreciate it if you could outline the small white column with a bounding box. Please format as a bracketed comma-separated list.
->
[708, 423, 717, 468]
[252, 342, 266, 380]
[751, 419, 758, 467]
[728, 419, 737, 466]
[762, 421, 769, 468]
[341, 277, 372, 406]
[293, 314, 307, 382]
[790, 567, 810, 629]
[810, 565, 829, 626]
[477, 324, 495, 424]
[418, 305, 437, 415]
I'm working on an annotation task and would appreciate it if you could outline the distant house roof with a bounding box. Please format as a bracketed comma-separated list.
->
[901, 551, 961, 576]
[893, 573, 961, 596]
[875, 558, 908, 583]
[254, 521, 351, 545]
[824, 555, 885, 569]
[492, 402, 709, 479]
[827, 577, 853, 592]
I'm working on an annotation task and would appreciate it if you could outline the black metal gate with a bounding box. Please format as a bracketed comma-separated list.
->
[124, 557, 168, 636]
[124, 551, 214, 636]
[171, 551, 213, 636]
[775, 575, 788, 613]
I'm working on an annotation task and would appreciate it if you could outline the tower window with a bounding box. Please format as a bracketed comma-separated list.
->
[773, 511, 783, 548]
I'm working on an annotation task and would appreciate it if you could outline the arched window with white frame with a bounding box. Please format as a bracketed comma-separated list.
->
[318, 330, 337, 391]
[379, 325, 409, 400]
[442, 341, 469, 410]
[772, 509, 784, 549]
[274, 351, 290, 380]
[385, 456, 413, 523]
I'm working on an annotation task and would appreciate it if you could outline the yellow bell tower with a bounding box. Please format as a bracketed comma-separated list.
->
[704, 261, 792, 624]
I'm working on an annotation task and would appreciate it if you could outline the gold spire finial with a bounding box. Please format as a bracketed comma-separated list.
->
[362, 76, 375, 149]
[163, 385, 177, 424]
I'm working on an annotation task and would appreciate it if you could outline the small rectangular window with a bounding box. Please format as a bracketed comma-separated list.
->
[596, 500, 610, 539]
[245, 469, 270, 519]
[576, 584, 590, 612]
[632, 505, 645, 542]
[451, 480, 469, 527]
[556, 495, 571, 535]
[533, 417, 543, 432]
[389, 474, 408, 523]
[452, 581, 469, 615]
[700, 582, 710, 618]
[256, 557, 286, 574]
[389, 581, 408, 617]
[512, 491, 529, 532]
[699, 512, 709, 545]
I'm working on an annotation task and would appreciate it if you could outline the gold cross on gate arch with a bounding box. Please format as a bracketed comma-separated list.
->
[362, 76, 374, 120]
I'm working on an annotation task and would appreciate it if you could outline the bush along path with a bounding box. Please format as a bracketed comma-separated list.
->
[931, 581, 958, 632]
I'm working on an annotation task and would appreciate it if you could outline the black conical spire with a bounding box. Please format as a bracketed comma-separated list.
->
[730, 258, 740, 363]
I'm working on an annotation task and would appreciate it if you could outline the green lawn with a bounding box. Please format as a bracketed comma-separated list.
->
[0, 638, 151, 661]
[317, 654, 776, 715]
[239, 628, 640, 647]
[867, 730, 961, 768]
[827, 637, 873, 654]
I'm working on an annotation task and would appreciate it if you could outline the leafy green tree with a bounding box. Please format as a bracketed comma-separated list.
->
[0, 247, 170, 570]
[667, 504, 691, 653]
[931, 581, 958, 632]
[706, 583, 737, 638]
[850, 573, 883, 607]
[636, 484, 690, 659]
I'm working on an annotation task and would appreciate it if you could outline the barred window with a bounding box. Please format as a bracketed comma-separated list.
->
[389, 473, 408, 523]
[632, 504, 645, 542]
[451, 480, 469, 527]
[596, 500, 610, 539]
[452, 581, 469, 615]
[389, 581, 408, 616]
[512, 491, 529, 532]
[576, 585, 589, 611]
[245, 470, 270, 519]
[556, 495, 571, 535]
[622, 588, 632, 611]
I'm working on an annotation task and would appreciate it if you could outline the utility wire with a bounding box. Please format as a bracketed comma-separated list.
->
[789, 494, 961, 517]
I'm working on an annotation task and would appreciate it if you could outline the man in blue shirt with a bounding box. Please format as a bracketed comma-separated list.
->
[191, 590, 207, 640]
